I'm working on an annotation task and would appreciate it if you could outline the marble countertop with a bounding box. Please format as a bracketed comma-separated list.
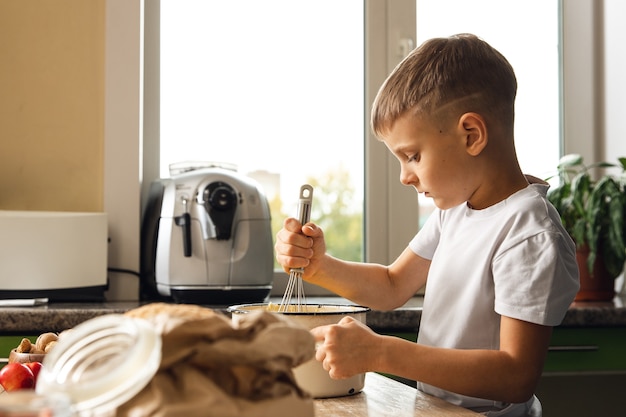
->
[0, 294, 625, 335]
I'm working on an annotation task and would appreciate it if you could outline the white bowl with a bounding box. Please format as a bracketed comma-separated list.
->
[228, 303, 369, 398]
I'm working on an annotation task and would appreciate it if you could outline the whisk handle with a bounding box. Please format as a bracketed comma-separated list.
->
[297, 184, 314, 225]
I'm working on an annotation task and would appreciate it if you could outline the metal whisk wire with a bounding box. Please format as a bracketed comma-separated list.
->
[278, 184, 313, 312]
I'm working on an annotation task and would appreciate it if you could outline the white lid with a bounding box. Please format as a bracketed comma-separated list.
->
[36, 314, 161, 417]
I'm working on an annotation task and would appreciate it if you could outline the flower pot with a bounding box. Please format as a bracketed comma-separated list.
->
[575, 247, 616, 301]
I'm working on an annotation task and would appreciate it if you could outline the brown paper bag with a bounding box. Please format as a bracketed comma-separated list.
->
[117, 303, 315, 417]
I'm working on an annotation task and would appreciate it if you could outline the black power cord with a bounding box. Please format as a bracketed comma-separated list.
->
[107, 267, 141, 278]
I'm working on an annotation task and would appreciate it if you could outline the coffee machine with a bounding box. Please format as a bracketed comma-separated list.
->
[141, 164, 274, 304]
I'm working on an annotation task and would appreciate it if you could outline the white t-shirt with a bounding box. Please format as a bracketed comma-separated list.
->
[409, 184, 579, 416]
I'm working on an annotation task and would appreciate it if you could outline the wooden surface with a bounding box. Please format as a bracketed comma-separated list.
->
[314, 373, 479, 416]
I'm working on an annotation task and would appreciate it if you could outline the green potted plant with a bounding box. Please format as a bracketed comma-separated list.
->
[547, 154, 626, 301]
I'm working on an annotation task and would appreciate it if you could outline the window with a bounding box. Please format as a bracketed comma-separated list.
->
[145, 0, 562, 295]
[104, 1, 600, 300]
[158, 0, 365, 264]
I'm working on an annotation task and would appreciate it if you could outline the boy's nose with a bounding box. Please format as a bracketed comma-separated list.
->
[399, 165, 417, 186]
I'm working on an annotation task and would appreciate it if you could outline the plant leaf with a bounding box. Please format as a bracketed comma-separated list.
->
[586, 177, 626, 279]
[550, 155, 626, 279]
[557, 153, 583, 169]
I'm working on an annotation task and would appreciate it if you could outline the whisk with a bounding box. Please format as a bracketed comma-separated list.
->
[278, 184, 314, 312]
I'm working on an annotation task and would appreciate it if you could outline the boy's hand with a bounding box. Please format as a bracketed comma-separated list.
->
[311, 317, 381, 379]
[274, 217, 326, 279]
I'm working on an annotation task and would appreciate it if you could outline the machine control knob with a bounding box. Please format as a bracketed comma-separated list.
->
[207, 184, 238, 211]
[201, 182, 238, 240]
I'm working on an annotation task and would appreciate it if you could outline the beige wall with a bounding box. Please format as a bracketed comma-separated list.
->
[0, 0, 105, 212]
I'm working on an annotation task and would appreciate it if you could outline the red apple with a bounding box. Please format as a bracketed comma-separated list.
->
[0, 362, 35, 391]
[25, 362, 43, 386]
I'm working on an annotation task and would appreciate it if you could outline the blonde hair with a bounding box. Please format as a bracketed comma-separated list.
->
[371, 34, 517, 138]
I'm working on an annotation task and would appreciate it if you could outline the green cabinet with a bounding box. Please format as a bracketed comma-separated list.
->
[0, 335, 37, 365]
[538, 327, 626, 417]
[543, 326, 626, 372]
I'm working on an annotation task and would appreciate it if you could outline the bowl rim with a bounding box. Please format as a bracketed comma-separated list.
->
[227, 303, 370, 315]
[8, 348, 46, 363]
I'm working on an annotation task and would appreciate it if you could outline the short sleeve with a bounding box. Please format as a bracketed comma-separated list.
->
[493, 231, 579, 326]
[409, 208, 443, 260]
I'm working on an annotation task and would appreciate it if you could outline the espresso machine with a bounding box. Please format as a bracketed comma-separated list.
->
[141, 164, 274, 304]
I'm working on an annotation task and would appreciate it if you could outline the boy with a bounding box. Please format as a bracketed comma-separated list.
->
[274, 34, 579, 416]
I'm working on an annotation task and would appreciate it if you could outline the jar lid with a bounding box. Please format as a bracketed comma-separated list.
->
[36, 314, 161, 416]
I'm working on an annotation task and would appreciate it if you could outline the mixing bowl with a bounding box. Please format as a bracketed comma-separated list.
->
[228, 303, 370, 398]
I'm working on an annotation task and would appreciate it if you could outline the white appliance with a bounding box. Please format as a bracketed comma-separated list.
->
[0, 211, 108, 301]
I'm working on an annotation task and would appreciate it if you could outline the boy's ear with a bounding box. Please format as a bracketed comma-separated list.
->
[458, 112, 487, 156]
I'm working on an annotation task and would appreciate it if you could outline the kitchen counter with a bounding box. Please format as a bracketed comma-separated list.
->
[0, 294, 625, 334]
[315, 372, 479, 416]
[2, 295, 624, 416]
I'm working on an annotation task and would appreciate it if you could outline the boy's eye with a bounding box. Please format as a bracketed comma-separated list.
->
[408, 154, 420, 163]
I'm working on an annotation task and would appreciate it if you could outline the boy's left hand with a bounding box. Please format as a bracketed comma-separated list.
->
[311, 317, 382, 379]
